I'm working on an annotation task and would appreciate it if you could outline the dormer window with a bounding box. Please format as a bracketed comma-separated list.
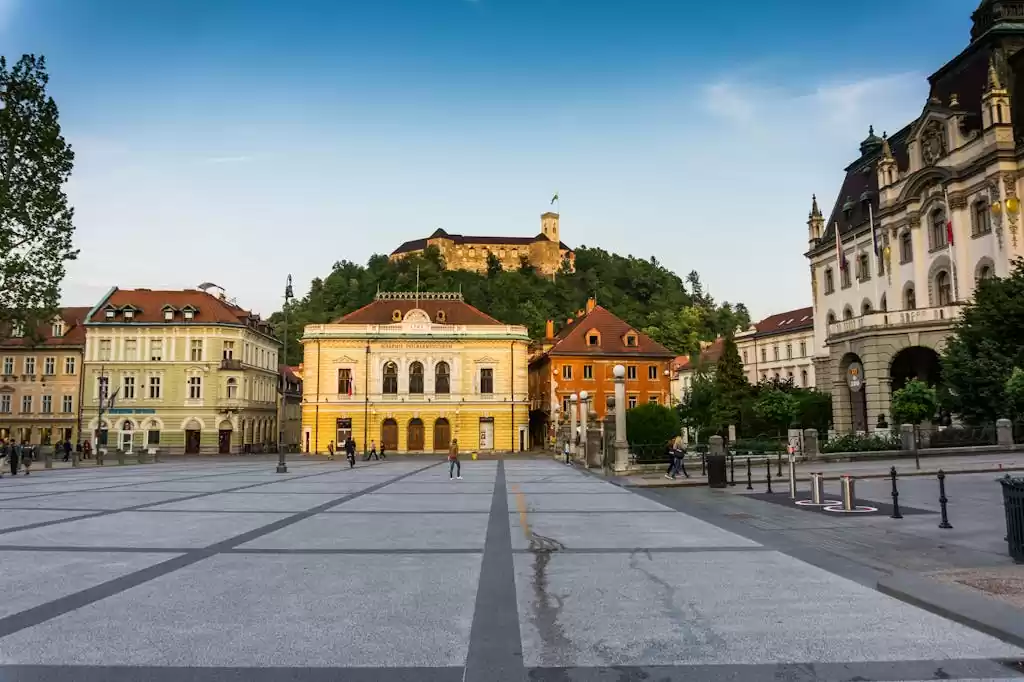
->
[105, 309, 115, 319]
[436, 310, 446, 323]
[624, 333, 638, 348]
[124, 309, 134, 320]
[586, 330, 601, 346]
[183, 310, 194, 320]
[181, 305, 198, 321]
[11, 323, 23, 338]
[164, 310, 174, 321]
[51, 322, 64, 338]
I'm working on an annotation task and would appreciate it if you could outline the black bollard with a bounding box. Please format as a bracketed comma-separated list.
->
[889, 466, 902, 519]
[701, 452, 706, 477]
[777, 452, 782, 477]
[937, 470, 953, 529]
[765, 459, 773, 494]
[729, 453, 736, 487]
[746, 456, 753, 490]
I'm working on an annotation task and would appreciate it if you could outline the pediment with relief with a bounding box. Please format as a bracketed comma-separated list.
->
[331, 355, 358, 364]
[474, 356, 498, 364]
[919, 119, 947, 167]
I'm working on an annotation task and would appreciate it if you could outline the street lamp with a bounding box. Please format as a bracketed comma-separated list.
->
[276, 274, 293, 474]
[579, 390, 590, 464]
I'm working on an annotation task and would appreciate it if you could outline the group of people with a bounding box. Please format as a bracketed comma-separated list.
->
[0, 438, 96, 477]
[323, 436, 464, 480]
[664, 435, 690, 480]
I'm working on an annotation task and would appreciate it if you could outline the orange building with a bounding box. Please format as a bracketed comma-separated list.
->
[528, 299, 675, 446]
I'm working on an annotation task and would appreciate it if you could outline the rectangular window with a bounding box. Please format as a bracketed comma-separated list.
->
[44, 357, 55, 375]
[123, 376, 135, 400]
[648, 395, 659, 404]
[64, 356, 76, 374]
[24, 357, 35, 374]
[841, 266, 851, 289]
[188, 376, 202, 400]
[799, 341, 807, 357]
[125, 339, 138, 361]
[21, 395, 31, 413]
[786, 344, 792, 360]
[62, 395, 72, 413]
[190, 340, 203, 362]
[41, 395, 52, 413]
[2, 357, 12, 374]
[824, 269, 835, 295]
[760, 348, 767, 363]
[648, 365, 658, 380]
[562, 395, 571, 414]
[627, 365, 637, 380]
[150, 339, 163, 361]
[587, 333, 599, 346]
[974, 200, 992, 236]
[583, 364, 593, 380]
[773, 346, 779, 361]
[98, 339, 111, 361]
[561, 365, 572, 380]
[223, 341, 235, 360]
[628, 395, 638, 409]
[480, 368, 494, 394]
[148, 430, 160, 445]
[338, 368, 352, 395]
[0, 395, 9, 413]
[149, 376, 162, 399]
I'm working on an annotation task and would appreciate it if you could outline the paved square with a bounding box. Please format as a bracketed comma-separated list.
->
[0, 456, 1018, 682]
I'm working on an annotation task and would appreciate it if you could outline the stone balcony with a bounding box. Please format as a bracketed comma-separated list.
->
[827, 305, 962, 341]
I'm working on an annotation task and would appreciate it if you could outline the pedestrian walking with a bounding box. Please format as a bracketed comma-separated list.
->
[327, 440, 335, 461]
[10, 441, 20, 476]
[346, 438, 356, 468]
[664, 436, 689, 480]
[377, 440, 385, 460]
[0, 440, 7, 478]
[83, 440, 91, 460]
[365, 438, 378, 461]
[21, 442, 33, 475]
[369, 441, 378, 461]
[448, 439, 462, 480]
[63, 440, 72, 462]
[563, 439, 571, 465]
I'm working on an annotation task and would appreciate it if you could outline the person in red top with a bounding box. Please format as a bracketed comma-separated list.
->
[448, 439, 462, 480]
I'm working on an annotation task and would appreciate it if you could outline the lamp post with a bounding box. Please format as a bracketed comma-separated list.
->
[579, 390, 590, 464]
[276, 275, 293, 474]
[612, 364, 629, 472]
[569, 393, 578, 463]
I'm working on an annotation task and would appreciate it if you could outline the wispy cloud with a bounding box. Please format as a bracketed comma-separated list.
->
[203, 155, 253, 165]
[0, 0, 18, 33]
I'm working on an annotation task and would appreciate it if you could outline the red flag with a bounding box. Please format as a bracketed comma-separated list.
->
[946, 219, 954, 246]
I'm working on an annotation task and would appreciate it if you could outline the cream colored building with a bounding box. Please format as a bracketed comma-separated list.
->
[0, 309, 89, 445]
[735, 307, 815, 387]
[82, 287, 280, 454]
[301, 291, 530, 454]
[808, 1, 1024, 433]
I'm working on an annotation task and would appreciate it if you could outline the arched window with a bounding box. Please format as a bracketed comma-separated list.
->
[435, 361, 450, 394]
[861, 300, 872, 315]
[826, 311, 837, 325]
[978, 265, 993, 281]
[409, 361, 424, 394]
[383, 362, 398, 394]
[226, 377, 237, 399]
[824, 268, 835, 294]
[900, 231, 913, 263]
[905, 285, 916, 310]
[800, 369, 808, 386]
[931, 209, 947, 250]
[936, 271, 952, 306]
[843, 306, 854, 320]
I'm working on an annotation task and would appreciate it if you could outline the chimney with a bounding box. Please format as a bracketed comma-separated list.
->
[545, 319, 554, 339]
[586, 298, 596, 314]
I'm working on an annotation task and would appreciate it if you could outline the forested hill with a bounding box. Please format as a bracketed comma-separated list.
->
[269, 246, 749, 365]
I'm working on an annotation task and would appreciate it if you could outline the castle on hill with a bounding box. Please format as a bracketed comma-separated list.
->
[389, 212, 575, 276]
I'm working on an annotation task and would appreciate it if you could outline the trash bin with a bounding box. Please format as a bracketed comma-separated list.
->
[707, 454, 728, 488]
[999, 475, 1024, 563]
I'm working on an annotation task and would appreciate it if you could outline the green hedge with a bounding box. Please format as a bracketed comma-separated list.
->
[821, 432, 900, 454]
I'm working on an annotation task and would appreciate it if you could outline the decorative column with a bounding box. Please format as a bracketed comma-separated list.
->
[569, 393, 578, 461]
[613, 365, 629, 472]
[579, 391, 590, 463]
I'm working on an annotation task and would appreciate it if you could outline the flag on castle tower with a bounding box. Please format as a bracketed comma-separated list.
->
[834, 222, 848, 270]
[550, 192, 559, 205]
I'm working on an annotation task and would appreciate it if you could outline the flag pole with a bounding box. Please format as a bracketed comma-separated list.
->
[943, 186, 959, 303]
[869, 201, 881, 312]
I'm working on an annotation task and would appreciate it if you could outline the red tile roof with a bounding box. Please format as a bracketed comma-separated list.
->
[87, 288, 262, 326]
[674, 338, 724, 373]
[751, 306, 813, 338]
[0, 307, 91, 348]
[542, 305, 674, 358]
[335, 296, 504, 326]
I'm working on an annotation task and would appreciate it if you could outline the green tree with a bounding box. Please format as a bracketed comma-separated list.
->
[0, 54, 77, 336]
[753, 389, 798, 436]
[486, 252, 503, 278]
[626, 402, 680, 447]
[713, 334, 748, 431]
[940, 259, 1024, 424]
[890, 379, 938, 426]
[677, 370, 719, 440]
[642, 306, 703, 356]
[1005, 367, 1024, 421]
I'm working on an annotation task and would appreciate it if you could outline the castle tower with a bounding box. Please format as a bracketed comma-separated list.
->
[807, 194, 824, 249]
[982, 53, 1011, 130]
[541, 212, 560, 243]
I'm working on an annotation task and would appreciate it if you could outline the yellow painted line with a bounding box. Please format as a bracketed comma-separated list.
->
[509, 483, 532, 539]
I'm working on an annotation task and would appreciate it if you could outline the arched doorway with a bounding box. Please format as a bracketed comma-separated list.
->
[218, 419, 233, 454]
[119, 420, 135, 453]
[890, 346, 942, 393]
[184, 418, 202, 454]
[408, 418, 425, 451]
[840, 352, 868, 433]
[381, 418, 398, 451]
[433, 418, 451, 452]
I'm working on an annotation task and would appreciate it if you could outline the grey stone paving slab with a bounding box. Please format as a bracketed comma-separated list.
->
[0, 511, 290, 548]
[513, 550, 1024, 668]
[331, 492, 495, 512]
[0, 553, 482, 667]
[0, 492, 46, 499]
[0, 510, 94, 531]
[509, 492, 674, 512]
[379, 482, 495, 495]
[509, 512, 760, 550]
[508, 483, 631, 494]
[232, 482, 376, 494]
[0, 550, 177, 618]
[104, 481, 251, 493]
[242, 512, 490, 550]
[146, 493, 343, 512]
[8, 491, 194, 510]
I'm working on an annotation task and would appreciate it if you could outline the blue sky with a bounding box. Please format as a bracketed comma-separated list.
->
[1, 0, 976, 320]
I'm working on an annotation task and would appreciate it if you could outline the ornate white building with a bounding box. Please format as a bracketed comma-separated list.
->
[808, 0, 1024, 433]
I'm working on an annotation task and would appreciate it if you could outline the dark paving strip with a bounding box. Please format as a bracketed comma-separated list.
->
[0, 464, 386, 537]
[0, 462, 440, 639]
[0, 545, 190, 554]
[0, 545, 483, 555]
[509, 546, 772, 555]
[464, 459, 526, 682]
[524, 658, 1024, 681]
[0, 665, 463, 681]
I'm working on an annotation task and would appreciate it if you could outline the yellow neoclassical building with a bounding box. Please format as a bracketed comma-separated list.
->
[301, 291, 530, 455]
[81, 287, 281, 455]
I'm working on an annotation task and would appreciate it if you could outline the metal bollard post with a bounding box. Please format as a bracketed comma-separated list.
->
[938, 470, 953, 529]
[765, 459, 773, 494]
[729, 453, 736, 487]
[841, 475, 856, 511]
[777, 453, 782, 477]
[788, 456, 797, 499]
[44, 448, 52, 469]
[889, 466, 903, 519]
[746, 456, 753, 490]
[810, 472, 824, 504]
[72, 450, 79, 467]
[701, 453, 706, 477]
[117, 450, 125, 466]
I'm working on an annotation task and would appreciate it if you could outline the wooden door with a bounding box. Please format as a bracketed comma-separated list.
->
[218, 430, 232, 454]
[407, 419, 425, 451]
[433, 419, 450, 451]
[479, 418, 494, 450]
[185, 429, 201, 454]
[381, 419, 398, 451]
